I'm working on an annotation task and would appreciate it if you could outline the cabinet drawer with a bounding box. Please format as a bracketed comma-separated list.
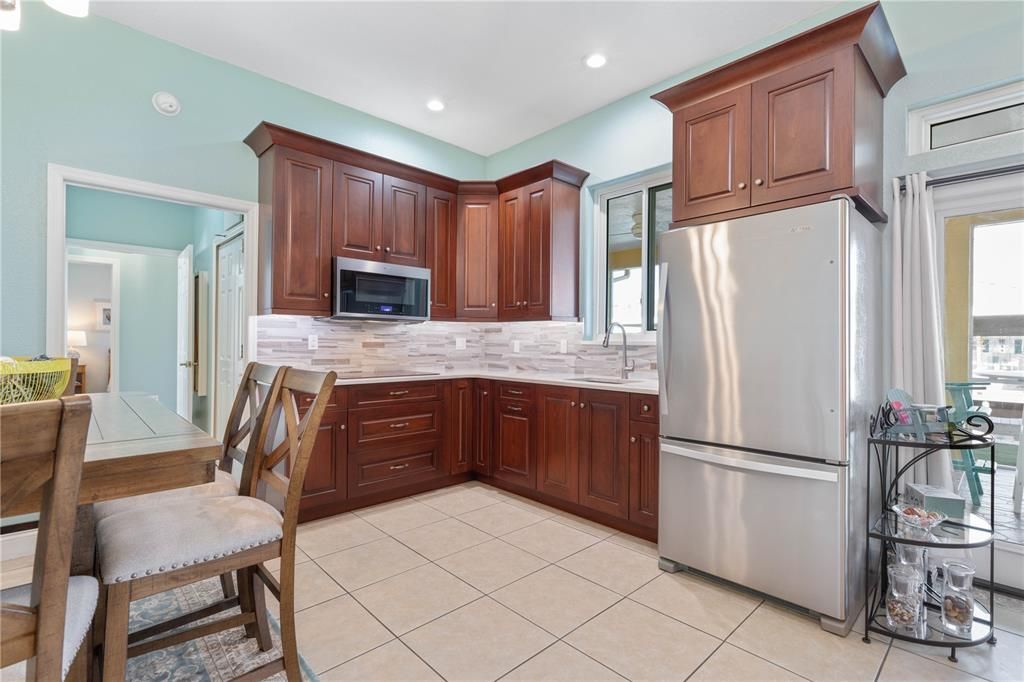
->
[349, 442, 443, 497]
[630, 394, 659, 423]
[497, 382, 533, 401]
[349, 403, 442, 449]
[349, 381, 442, 407]
[298, 386, 347, 413]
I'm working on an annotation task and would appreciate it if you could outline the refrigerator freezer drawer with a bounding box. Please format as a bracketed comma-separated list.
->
[658, 440, 849, 619]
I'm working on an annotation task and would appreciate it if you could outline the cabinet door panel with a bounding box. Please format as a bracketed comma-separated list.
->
[300, 408, 347, 512]
[578, 389, 629, 518]
[427, 188, 457, 318]
[494, 399, 534, 488]
[273, 148, 333, 312]
[675, 86, 751, 222]
[522, 180, 551, 319]
[629, 420, 659, 529]
[536, 385, 578, 502]
[751, 51, 853, 205]
[473, 380, 493, 475]
[498, 189, 527, 319]
[450, 379, 473, 474]
[456, 195, 499, 319]
[332, 162, 383, 261]
[383, 176, 427, 266]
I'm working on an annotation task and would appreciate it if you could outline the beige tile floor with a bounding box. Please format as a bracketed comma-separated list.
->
[2, 481, 1021, 681]
[281, 481, 1024, 681]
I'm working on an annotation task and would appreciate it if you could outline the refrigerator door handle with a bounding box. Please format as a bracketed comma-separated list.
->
[661, 442, 839, 482]
[657, 262, 670, 416]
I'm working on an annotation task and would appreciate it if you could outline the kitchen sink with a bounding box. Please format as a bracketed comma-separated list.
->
[577, 376, 630, 384]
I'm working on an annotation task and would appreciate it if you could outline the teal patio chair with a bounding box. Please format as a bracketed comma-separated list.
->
[945, 381, 994, 506]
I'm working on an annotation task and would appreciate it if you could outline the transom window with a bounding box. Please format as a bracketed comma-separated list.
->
[595, 172, 671, 336]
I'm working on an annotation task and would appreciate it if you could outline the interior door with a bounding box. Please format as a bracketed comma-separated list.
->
[176, 244, 195, 419]
[215, 233, 245, 438]
[333, 161, 383, 261]
[750, 51, 853, 205]
[675, 85, 751, 221]
[382, 175, 426, 266]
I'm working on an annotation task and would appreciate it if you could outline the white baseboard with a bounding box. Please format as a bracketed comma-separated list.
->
[0, 529, 37, 562]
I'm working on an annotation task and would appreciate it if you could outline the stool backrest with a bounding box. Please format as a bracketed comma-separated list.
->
[220, 362, 287, 477]
[0, 395, 91, 679]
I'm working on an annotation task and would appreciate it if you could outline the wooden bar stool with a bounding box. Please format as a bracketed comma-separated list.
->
[1, 395, 94, 680]
[95, 367, 336, 681]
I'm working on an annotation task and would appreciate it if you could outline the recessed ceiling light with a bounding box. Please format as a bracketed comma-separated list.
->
[426, 99, 445, 112]
[585, 53, 607, 69]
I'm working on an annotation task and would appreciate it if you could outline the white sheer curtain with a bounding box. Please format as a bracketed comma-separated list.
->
[890, 172, 954, 489]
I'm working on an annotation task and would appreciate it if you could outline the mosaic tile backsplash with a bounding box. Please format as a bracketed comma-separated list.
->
[253, 316, 657, 380]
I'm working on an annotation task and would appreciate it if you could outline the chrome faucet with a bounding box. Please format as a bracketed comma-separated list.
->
[602, 322, 636, 381]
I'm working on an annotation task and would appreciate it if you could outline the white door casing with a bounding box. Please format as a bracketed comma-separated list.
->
[214, 232, 246, 437]
[176, 244, 195, 419]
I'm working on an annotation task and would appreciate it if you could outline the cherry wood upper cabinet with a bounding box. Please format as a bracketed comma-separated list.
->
[383, 176, 427, 266]
[652, 2, 904, 225]
[751, 52, 853, 206]
[536, 385, 579, 503]
[498, 188, 527, 320]
[456, 190, 499, 319]
[675, 86, 751, 221]
[522, 180, 552, 318]
[426, 188, 457, 319]
[332, 162, 383, 261]
[257, 146, 333, 315]
[578, 389, 629, 519]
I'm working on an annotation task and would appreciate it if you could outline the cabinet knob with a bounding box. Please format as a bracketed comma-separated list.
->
[340, 424, 346, 430]
[754, 178, 764, 186]
[482, 391, 488, 396]
[323, 292, 329, 298]
[491, 303, 496, 307]
[570, 401, 576, 407]
[375, 245, 382, 251]
[580, 402, 586, 408]
[642, 404, 650, 412]
[385, 246, 391, 253]
[630, 436, 637, 443]
[737, 182, 747, 190]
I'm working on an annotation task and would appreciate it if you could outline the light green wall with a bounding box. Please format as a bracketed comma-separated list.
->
[483, 0, 1024, 337]
[66, 185, 198, 250]
[1, 2, 485, 356]
[67, 245, 178, 410]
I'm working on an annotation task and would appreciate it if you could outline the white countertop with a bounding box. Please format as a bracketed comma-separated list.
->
[333, 369, 659, 395]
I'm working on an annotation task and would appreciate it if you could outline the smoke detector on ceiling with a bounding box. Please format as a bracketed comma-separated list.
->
[152, 91, 181, 117]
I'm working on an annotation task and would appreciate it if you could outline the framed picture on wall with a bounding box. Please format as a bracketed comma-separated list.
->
[95, 301, 112, 330]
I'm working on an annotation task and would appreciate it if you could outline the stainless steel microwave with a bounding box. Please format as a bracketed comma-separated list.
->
[332, 257, 431, 322]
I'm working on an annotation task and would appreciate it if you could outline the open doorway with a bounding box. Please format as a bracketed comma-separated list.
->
[47, 165, 256, 435]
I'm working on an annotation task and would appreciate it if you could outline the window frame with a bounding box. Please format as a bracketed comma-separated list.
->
[592, 169, 671, 343]
[907, 80, 1024, 156]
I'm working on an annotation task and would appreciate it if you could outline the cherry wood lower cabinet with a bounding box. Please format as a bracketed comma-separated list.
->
[449, 378, 473, 474]
[299, 405, 347, 517]
[578, 389, 630, 519]
[536, 385, 579, 503]
[493, 390, 535, 489]
[629, 420, 659, 529]
[473, 380, 493, 475]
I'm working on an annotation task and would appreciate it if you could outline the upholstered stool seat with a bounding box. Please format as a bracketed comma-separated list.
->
[1, 576, 99, 679]
[93, 469, 237, 522]
[96, 496, 283, 585]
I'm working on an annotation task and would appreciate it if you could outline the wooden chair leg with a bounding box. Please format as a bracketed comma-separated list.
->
[249, 567, 273, 652]
[220, 571, 237, 599]
[237, 566, 257, 639]
[102, 582, 131, 682]
[278, 565, 301, 680]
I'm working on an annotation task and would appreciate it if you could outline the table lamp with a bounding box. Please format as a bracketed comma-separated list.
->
[67, 330, 87, 359]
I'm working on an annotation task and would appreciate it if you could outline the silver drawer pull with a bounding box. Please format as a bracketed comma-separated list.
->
[507, 405, 523, 412]
[507, 389, 523, 395]
[389, 390, 410, 396]
[389, 422, 410, 429]
[389, 463, 410, 471]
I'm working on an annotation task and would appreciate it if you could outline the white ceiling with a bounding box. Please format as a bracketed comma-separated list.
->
[94, 1, 838, 156]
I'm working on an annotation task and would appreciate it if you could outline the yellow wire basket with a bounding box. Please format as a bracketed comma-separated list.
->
[0, 357, 73, 404]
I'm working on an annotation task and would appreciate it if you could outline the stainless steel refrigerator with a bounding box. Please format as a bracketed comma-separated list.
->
[656, 198, 881, 634]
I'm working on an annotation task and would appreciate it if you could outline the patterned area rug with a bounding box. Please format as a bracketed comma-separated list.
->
[127, 577, 318, 681]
